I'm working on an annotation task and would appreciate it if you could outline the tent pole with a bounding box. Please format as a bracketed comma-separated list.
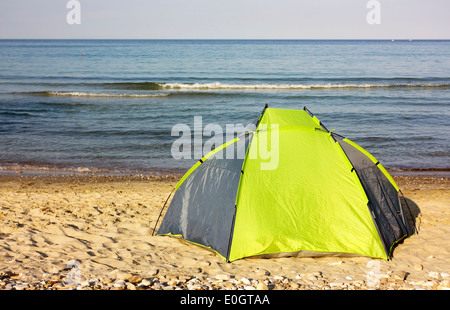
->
[303, 106, 330, 132]
[254, 103, 269, 128]
[151, 187, 175, 236]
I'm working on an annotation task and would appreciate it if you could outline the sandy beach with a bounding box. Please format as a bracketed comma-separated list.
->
[0, 171, 448, 290]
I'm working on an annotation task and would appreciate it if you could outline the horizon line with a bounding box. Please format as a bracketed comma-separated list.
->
[1, 38, 449, 41]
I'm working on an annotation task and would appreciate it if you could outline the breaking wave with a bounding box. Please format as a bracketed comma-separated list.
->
[157, 82, 450, 90]
[26, 91, 169, 98]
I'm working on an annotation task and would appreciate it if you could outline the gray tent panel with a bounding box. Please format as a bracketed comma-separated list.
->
[337, 138, 414, 255]
[157, 134, 251, 259]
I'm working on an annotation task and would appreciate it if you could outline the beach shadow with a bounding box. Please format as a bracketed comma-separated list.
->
[389, 196, 421, 259]
[400, 196, 422, 233]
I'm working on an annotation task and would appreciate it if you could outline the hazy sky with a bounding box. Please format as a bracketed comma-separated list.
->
[0, 0, 449, 39]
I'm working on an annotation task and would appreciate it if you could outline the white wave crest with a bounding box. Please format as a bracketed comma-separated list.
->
[47, 91, 169, 98]
[159, 82, 447, 90]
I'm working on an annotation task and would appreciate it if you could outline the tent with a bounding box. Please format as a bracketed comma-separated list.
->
[155, 106, 415, 262]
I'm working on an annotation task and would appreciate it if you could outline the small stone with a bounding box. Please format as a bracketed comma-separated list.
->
[441, 273, 450, 279]
[420, 280, 436, 288]
[439, 280, 450, 288]
[2, 271, 19, 279]
[140, 278, 152, 286]
[240, 277, 251, 286]
[113, 280, 126, 289]
[50, 275, 61, 281]
[80, 280, 90, 287]
[168, 279, 179, 286]
[329, 282, 344, 289]
[188, 284, 205, 290]
[429, 271, 440, 279]
[52, 282, 63, 289]
[101, 277, 113, 284]
[256, 282, 269, 290]
[14, 283, 29, 290]
[128, 275, 142, 284]
[148, 269, 159, 276]
[215, 274, 230, 281]
[136, 284, 148, 290]
[117, 272, 133, 280]
[414, 264, 423, 271]
[178, 275, 193, 282]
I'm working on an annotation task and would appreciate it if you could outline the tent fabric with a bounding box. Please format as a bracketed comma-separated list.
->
[337, 138, 415, 250]
[157, 134, 251, 259]
[157, 106, 414, 261]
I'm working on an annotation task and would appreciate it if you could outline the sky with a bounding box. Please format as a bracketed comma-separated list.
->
[0, 0, 449, 39]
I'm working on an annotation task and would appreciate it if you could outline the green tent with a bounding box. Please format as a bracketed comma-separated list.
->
[156, 106, 414, 261]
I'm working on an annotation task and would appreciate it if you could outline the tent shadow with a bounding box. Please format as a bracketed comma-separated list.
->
[400, 195, 421, 233]
[389, 195, 421, 258]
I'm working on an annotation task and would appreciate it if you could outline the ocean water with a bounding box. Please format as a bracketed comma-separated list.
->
[0, 39, 449, 175]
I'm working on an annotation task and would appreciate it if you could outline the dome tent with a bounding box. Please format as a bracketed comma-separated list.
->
[155, 106, 414, 262]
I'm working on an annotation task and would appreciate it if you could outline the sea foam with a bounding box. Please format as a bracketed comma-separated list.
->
[46, 91, 169, 98]
[158, 82, 449, 90]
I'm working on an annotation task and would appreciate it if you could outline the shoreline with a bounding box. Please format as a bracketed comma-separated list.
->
[1, 166, 449, 178]
[0, 166, 186, 179]
[0, 172, 448, 290]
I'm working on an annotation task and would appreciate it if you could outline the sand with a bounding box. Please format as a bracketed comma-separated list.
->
[0, 172, 449, 290]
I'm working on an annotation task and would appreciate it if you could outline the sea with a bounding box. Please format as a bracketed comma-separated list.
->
[0, 39, 449, 176]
